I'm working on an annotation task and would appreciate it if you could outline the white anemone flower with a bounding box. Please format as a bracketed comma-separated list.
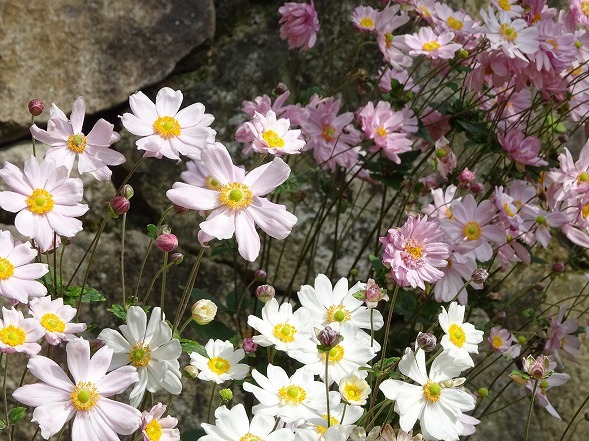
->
[29, 296, 86, 345]
[190, 339, 249, 384]
[295, 403, 363, 441]
[438, 302, 484, 366]
[380, 348, 475, 441]
[98, 306, 182, 407]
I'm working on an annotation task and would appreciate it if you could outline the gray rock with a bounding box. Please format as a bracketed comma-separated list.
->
[0, 0, 215, 144]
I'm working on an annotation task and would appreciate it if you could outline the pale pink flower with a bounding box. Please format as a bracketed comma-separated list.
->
[380, 216, 450, 290]
[547, 140, 589, 200]
[278, 1, 320, 52]
[422, 184, 459, 220]
[375, 5, 412, 68]
[479, 8, 539, 61]
[0, 230, 48, 303]
[433, 4, 476, 37]
[521, 204, 569, 248]
[433, 136, 457, 180]
[246, 110, 305, 155]
[491, 0, 524, 18]
[121, 87, 216, 161]
[378, 68, 420, 94]
[0, 307, 43, 355]
[351, 6, 379, 32]
[488, 326, 521, 358]
[493, 186, 525, 231]
[13, 337, 141, 440]
[142, 403, 180, 441]
[571, 0, 589, 27]
[433, 249, 482, 304]
[465, 50, 514, 92]
[404, 27, 462, 59]
[166, 143, 297, 262]
[498, 129, 548, 169]
[525, 361, 569, 419]
[535, 19, 576, 72]
[0, 156, 88, 252]
[29, 297, 86, 346]
[30, 97, 125, 181]
[544, 305, 583, 365]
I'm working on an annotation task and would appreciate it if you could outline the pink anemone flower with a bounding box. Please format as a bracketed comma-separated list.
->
[166, 143, 297, 262]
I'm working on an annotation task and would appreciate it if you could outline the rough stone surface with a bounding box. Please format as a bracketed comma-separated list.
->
[0, 0, 215, 143]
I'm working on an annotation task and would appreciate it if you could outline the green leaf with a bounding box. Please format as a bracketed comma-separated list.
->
[194, 320, 235, 341]
[0, 418, 5, 430]
[107, 304, 127, 320]
[8, 407, 25, 425]
[147, 224, 158, 240]
[180, 339, 207, 357]
[65, 286, 106, 303]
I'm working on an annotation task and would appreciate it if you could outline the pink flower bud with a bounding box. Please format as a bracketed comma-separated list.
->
[170, 252, 184, 265]
[28, 99, 44, 116]
[242, 338, 258, 353]
[416, 332, 437, 352]
[108, 196, 130, 216]
[459, 168, 475, 188]
[471, 268, 489, 284]
[522, 355, 551, 380]
[470, 182, 484, 194]
[552, 262, 565, 273]
[156, 233, 178, 253]
[256, 284, 275, 302]
[254, 269, 267, 281]
[315, 326, 342, 349]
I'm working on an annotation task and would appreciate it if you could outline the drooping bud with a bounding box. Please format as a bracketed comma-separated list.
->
[242, 337, 258, 353]
[219, 389, 233, 401]
[316, 326, 343, 352]
[471, 268, 489, 285]
[183, 365, 198, 379]
[28, 99, 45, 116]
[107, 196, 130, 217]
[254, 269, 267, 281]
[255, 284, 275, 303]
[416, 332, 437, 352]
[191, 299, 217, 325]
[120, 184, 134, 200]
[354, 278, 389, 308]
[156, 233, 178, 253]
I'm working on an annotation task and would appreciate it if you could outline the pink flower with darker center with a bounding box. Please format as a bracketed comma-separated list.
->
[380, 216, 450, 290]
[0, 156, 88, 252]
[278, 1, 320, 52]
[166, 143, 297, 262]
[404, 27, 462, 59]
[498, 129, 548, 169]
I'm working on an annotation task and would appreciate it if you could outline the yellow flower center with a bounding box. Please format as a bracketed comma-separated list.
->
[321, 345, 345, 364]
[240, 434, 264, 441]
[418, 6, 431, 17]
[218, 182, 253, 211]
[582, 1, 589, 15]
[205, 175, 221, 191]
[128, 343, 152, 367]
[578, 172, 589, 183]
[498, 0, 511, 11]
[359, 17, 375, 29]
[278, 385, 307, 405]
[144, 419, 162, 441]
[262, 130, 285, 149]
[385, 33, 394, 48]
[326, 305, 351, 323]
[70, 381, 99, 411]
[153, 116, 181, 139]
[423, 41, 441, 51]
[316, 415, 340, 434]
[582, 202, 589, 219]
[404, 239, 423, 260]
[376, 126, 387, 137]
[26, 188, 54, 215]
[447, 17, 463, 30]
[322, 125, 336, 142]
[343, 384, 362, 401]
[208, 357, 231, 375]
[503, 203, 515, 217]
[67, 134, 88, 154]
[0, 325, 26, 347]
[273, 323, 297, 343]
[423, 381, 441, 402]
[448, 323, 466, 347]
[500, 24, 518, 41]
[492, 335, 504, 349]
[40, 313, 66, 333]
[546, 39, 558, 49]
[463, 221, 482, 240]
[0, 258, 14, 280]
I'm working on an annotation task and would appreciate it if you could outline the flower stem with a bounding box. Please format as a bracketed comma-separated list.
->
[325, 352, 331, 428]
[160, 252, 169, 319]
[524, 380, 538, 441]
[120, 212, 127, 308]
[172, 248, 206, 334]
[207, 384, 217, 424]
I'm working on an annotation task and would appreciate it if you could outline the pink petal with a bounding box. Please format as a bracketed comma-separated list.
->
[121, 113, 155, 136]
[13, 383, 71, 407]
[200, 208, 236, 240]
[235, 211, 260, 262]
[201, 143, 236, 185]
[156, 87, 183, 117]
[243, 157, 291, 196]
[166, 183, 219, 211]
[247, 201, 296, 239]
[67, 337, 91, 383]
[0, 162, 33, 196]
[32, 402, 75, 439]
[70, 97, 86, 134]
[27, 355, 74, 391]
[0, 191, 27, 213]
[96, 366, 139, 397]
[96, 397, 142, 435]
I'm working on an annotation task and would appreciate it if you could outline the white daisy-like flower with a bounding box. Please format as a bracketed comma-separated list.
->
[246, 110, 305, 155]
[0, 307, 43, 355]
[339, 372, 371, 406]
[243, 364, 340, 424]
[190, 339, 249, 384]
[479, 8, 539, 61]
[295, 403, 363, 441]
[293, 322, 377, 385]
[439, 302, 484, 366]
[98, 306, 182, 407]
[141, 403, 180, 441]
[380, 348, 475, 441]
[0, 229, 48, 303]
[247, 298, 312, 355]
[121, 87, 216, 161]
[29, 296, 86, 345]
[297, 274, 383, 343]
[201, 403, 295, 441]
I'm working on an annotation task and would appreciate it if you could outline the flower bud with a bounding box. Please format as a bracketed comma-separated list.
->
[534, 283, 544, 292]
[254, 269, 267, 281]
[242, 337, 258, 353]
[28, 99, 44, 116]
[517, 335, 527, 344]
[108, 196, 130, 217]
[477, 387, 489, 398]
[219, 388, 233, 401]
[522, 355, 552, 380]
[470, 182, 484, 194]
[120, 184, 134, 200]
[157, 224, 172, 235]
[315, 326, 343, 351]
[552, 262, 565, 273]
[471, 268, 489, 285]
[170, 252, 184, 265]
[173, 203, 189, 214]
[349, 268, 359, 277]
[156, 233, 178, 253]
[275, 82, 289, 95]
[457, 48, 469, 58]
[416, 332, 437, 352]
[191, 299, 217, 325]
[183, 365, 198, 379]
[256, 284, 275, 303]
[495, 310, 506, 320]
[458, 168, 475, 188]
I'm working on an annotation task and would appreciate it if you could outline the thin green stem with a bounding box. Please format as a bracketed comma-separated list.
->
[524, 380, 538, 441]
[120, 213, 127, 307]
[325, 352, 331, 427]
[172, 248, 206, 334]
[160, 252, 169, 319]
[207, 384, 217, 424]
